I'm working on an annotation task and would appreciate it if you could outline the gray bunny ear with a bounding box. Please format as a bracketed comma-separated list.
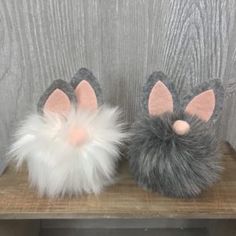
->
[70, 68, 103, 110]
[142, 71, 179, 117]
[183, 79, 224, 123]
[37, 79, 76, 115]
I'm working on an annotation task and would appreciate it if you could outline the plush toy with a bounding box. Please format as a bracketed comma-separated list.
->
[128, 71, 224, 198]
[10, 68, 126, 197]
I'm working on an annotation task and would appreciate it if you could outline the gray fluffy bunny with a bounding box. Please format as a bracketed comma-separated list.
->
[128, 71, 224, 198]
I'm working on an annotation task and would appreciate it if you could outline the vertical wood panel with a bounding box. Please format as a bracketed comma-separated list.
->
[0, 0, 236, 169]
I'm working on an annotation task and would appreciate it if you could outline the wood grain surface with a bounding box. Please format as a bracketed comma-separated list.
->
[0, 0, 236, 171]
[0, 143, 235, 219]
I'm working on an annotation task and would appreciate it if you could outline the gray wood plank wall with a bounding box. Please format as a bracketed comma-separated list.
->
[0, 0, 236, 171]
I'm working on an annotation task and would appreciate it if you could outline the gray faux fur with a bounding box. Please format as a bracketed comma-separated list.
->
[128, 112, 221, 198]
[128, 71, 224, 198]
[71, 68, 103, 106]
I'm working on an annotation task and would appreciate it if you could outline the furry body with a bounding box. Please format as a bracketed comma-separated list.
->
[128, 112, 221, 198]
[10, 107, 126, 197]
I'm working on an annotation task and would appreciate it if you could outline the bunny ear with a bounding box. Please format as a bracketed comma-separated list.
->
[37, 80, 76, 116]
[183, 80, 224, 123]
[71, 68, 103, 110]
[142, 71, 179, 117]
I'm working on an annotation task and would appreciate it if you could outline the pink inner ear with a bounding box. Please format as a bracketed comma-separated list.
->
[75, 80, 98, 110]
[185, 89, 215, 122]
[44, 89, 71, 115]
[148, 81, 173, 116]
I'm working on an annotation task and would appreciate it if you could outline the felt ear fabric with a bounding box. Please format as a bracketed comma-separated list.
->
[128, 71, 224, 198]
[9, 68, 127, 198]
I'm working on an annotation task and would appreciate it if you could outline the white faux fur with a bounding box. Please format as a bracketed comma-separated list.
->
[9, 107, 127, 198]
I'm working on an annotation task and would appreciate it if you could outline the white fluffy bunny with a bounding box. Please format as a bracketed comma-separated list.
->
[10, 68, 126, 198]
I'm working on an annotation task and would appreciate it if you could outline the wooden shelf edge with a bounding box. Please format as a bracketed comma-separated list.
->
[0, 143, 236, 220]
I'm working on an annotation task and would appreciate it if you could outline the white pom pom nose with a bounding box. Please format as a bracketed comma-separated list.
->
[172, 120, 190, 135]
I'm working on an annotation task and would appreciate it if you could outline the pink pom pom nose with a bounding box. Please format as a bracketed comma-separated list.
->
[67, 127, 89, 146]
[172, 120, 190, 136]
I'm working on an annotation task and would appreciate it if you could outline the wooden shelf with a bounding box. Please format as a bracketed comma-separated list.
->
[0, 143, 236, 220]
